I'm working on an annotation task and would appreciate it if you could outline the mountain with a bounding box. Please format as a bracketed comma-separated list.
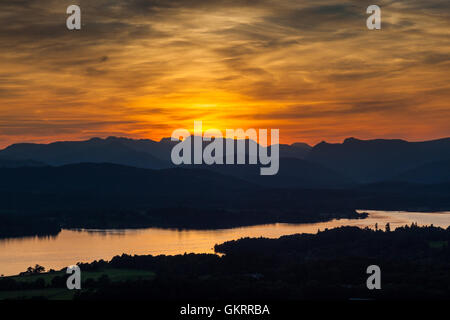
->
[192, 157, 354, 189]
[306, 137, 450, 183]
[0, 137, 171, 169]
[0, 163, 252, 196]
[2, 136, 450, 187]
[0, 163, 260, 219]
[0, 158, 46, 168]
[391, 160, 450, 184]
[279, 142, 311, 159]
[0, 163, 361, 231]
[0, 136, 312, 170]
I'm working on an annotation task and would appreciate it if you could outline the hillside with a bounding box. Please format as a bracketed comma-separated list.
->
[307, 137, 450, 183]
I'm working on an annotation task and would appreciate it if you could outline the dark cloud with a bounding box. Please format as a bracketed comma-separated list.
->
[264, 4, 363, 31]
[237, 97, 425, 121]
[421, 53, 450, 65]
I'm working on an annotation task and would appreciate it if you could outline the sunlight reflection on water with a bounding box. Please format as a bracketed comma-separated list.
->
[0, 210, 449, 276]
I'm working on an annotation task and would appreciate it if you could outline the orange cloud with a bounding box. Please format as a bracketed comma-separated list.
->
[0, 0, 449, 147]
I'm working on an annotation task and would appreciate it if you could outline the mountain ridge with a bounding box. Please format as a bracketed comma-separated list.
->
[1, 136, 450, 187]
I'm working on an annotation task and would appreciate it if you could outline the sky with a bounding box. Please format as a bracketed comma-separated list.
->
[0, 0, 449, 147]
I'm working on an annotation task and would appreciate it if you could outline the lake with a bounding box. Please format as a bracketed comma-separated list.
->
[1, 210, 449, 276]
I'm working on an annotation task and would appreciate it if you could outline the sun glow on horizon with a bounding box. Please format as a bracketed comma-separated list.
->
[0, 0, 449, 148]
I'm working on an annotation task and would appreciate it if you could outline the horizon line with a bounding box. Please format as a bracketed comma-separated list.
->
[2, 135, 450, 151]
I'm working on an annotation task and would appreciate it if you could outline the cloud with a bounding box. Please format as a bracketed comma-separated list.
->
[0, 0, 449, 145]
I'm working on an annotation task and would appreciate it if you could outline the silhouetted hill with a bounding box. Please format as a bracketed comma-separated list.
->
[0, 136, 312, 167]
[0, 163, 363, 232]
[191, 157, 354, 188]
[0, 163, 252, 198]
[349, 181, 450, 211]
[0, 161, 449, 235]
[0, 137, 170, 169]
[392, 160, 450, 184]
[279, 142, 311, 159]
[307, 137, 450, 183]
[2, 136, 450, 188]
[0, 158, 46, 168]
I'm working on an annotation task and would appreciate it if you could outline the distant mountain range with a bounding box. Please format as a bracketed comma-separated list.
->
[0, 163, 366, 231]
[0, 163, 254, 211]
[1, 135, 450, 235]
[0, 137, 170, 169]
[1, 136, 450, 187]
[0, 136, 311, 168]
[307, 137, 450, 184]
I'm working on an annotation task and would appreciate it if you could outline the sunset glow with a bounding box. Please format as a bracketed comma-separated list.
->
[0, 0, 449, 147]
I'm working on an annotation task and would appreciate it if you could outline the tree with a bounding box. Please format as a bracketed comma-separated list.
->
[26, 264, 46, 274]
[385, 223, 391, 232]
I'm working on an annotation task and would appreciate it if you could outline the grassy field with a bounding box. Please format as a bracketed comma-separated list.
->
[0, 288, 74, 300]
[0, 268, 155, 300]
[428, 240, 448, 249]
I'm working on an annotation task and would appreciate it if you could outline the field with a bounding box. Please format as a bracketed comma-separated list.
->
[0, 268, 155, 300]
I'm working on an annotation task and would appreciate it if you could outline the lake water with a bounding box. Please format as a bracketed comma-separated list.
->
[1, 210, 449, 276]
